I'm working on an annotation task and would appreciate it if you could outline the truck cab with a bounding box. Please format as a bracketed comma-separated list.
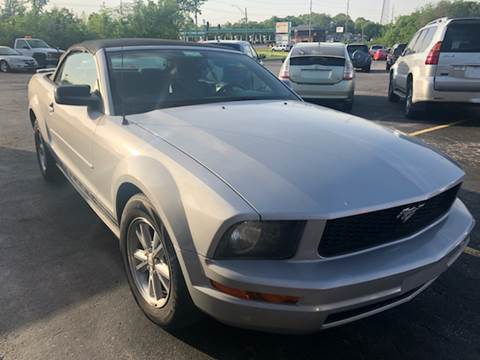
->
[14, 38, 64, 68]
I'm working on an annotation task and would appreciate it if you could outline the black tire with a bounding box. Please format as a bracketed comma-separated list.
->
[34, 120, 62, 182]
[363, 65, 371, 73]
[0, 60, 10, 73]
[120, 194, 200, 330]
[405, 79, 419, 119]
[342, 98, 354, 113]
[388, 74, 400, 103]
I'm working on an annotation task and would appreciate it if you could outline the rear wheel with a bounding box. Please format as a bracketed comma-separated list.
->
[388, 74, 400, 103]
[342, 97, 354, 113]
[0, 60, 10, 73]
[405, 79, 419, 119]
[34, 120, 61, 182]
[120, 194, 200, 330]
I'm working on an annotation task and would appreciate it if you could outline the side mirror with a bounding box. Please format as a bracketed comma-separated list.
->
[55, 85, 100, 108]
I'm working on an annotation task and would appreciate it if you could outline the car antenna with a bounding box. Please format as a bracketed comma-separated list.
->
[120, 46, 129, 125]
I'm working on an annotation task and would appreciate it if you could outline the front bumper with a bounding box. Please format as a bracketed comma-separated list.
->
[186, 199, 474, 333]
[9, 62, 37, 71]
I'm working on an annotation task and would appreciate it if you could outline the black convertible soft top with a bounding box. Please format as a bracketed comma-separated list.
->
[72, 38, 217, 54]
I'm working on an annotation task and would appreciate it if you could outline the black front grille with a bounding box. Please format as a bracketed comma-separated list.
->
[318, 184, 461, 257]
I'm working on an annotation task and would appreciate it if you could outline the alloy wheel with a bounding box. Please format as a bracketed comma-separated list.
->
[0, 61, 8, 73]
[127, 218, 171, 308]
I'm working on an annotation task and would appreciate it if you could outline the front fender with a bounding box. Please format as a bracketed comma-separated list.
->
[111, 141, 258, 258]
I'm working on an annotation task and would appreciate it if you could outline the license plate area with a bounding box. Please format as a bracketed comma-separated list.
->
[465, 66, 480, 79]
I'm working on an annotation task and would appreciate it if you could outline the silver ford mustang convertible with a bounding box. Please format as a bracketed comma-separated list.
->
[28, 39, 475, 333]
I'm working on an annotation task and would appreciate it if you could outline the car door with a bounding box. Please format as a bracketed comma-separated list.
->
[15, 40, 32, 56]
[395, 30, 423, 92]
[48, 51, 103, 190]
[434, 20, 480, 92]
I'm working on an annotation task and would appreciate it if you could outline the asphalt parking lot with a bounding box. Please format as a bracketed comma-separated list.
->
[0, 61, 479, 360]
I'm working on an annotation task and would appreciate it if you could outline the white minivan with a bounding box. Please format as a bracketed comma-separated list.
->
[389, 17, 480, 118]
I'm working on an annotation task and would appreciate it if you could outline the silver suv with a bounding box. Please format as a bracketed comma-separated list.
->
[388, 17, 480, 118]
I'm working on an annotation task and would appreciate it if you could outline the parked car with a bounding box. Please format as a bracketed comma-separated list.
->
[373, 48, 388, 61]
[279, 42, 355, 111]
[28, 38, 474, 334]
[346, 43, 372, 72]
[0, 46, 37, 72]
[388, 17, 480, 118]
[202, 40, 265, 64]
[369, 44, 385, 56]
[271, 43, 291, 52]
[386, 43, 407, 70]
[14, 38, 64, 68]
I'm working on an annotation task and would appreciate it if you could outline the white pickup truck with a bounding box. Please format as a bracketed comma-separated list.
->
[14, 38, 64, 68]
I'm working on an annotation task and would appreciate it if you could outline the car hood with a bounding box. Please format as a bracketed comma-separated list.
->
[130, 100, 464, 219]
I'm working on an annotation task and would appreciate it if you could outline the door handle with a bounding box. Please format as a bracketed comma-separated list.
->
[48, 102, 54, 113]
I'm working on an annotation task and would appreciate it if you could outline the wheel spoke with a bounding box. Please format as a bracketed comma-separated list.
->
[136, 261, 148, 271]
[154, 262, 170, 291]
[148, 270, 160, 300]
[133, 249, 147, 262]
[152, 242, 164, 257]
[152, 232, 160, 251]
[136, 223, 152, 250]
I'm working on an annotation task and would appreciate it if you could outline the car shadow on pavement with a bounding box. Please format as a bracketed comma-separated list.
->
[353, 94, 479, 126]
[0, 146, 124, 335]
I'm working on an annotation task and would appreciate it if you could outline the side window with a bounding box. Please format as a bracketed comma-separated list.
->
[16, 40, 29, 49]
[416, 27, 437, 53]
[405, 31, 421, 55]
[243, 44, 255, 59]
[412, 30, 426, 53]
[55, 52, 99, 93]
[422, 26, 437, 52]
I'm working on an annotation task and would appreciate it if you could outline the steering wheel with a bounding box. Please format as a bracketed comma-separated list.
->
[217, 83, 246, 96]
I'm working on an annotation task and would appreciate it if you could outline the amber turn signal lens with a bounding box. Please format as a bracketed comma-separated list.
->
[211, 280, 300, 305]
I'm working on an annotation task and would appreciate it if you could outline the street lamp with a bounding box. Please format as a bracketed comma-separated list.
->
[232, 5, 248, 41]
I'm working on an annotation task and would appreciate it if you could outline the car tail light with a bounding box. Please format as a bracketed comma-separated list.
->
[279, 62, 290, 80]
[344, 61, 354, 80]
[425, 41, 442, 65]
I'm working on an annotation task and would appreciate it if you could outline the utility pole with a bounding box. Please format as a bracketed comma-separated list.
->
[245, 7, 249, 42]
[308, 0, 313, 42]
[345, 0, 350, 41]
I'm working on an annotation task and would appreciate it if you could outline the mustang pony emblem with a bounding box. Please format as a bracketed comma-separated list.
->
[397, 204, 425, 223]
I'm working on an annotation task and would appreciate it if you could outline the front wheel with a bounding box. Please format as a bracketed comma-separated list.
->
[34, 120, 61, 182]
[120, 194, 200, 330]
[0, 60, 10, 73]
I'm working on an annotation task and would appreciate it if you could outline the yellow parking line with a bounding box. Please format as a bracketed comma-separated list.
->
[408, 120, 466, 137]
[465, 246, 480, 258]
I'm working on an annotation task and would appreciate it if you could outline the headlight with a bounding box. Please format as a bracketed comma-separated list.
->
[214, 221, 305, 259]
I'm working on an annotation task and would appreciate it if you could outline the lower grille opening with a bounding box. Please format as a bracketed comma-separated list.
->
[324, 285, 422, 325]
[319, 184, 461, 257]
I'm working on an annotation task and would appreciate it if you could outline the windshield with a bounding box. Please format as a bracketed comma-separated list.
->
[107, 49, 298, 115]
[371, 45, 383, 50]
[27, 39, 50, 49]
[347, 45, 368, 54]
[0, 47, 20, 55]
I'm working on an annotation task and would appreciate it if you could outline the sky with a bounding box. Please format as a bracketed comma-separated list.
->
[48, 0, 436, 24]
